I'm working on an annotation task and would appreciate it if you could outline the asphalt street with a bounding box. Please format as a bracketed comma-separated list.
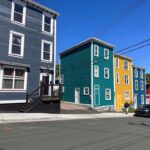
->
[0, 117, 150, 150]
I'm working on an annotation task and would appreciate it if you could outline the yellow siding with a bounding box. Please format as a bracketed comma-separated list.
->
[114, 55, 133, 111]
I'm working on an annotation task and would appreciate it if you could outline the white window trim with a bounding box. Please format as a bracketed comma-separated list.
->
[41, 40, 53, 63]
[104, 68, 110, 79]
[83, 87, 89, 95]
[116, 73, 120, 84]
[116, 58, 119, 68]
[0, 65, 28, 91]
[125, 91, 130, 101]
[135, 80, 138, 90]
[124, 60, 129, 70]
[140, 81, 144, 90]
[11, 0, 26, 26]
[104, 48, 109, 59]
[124, 75, 129, 85]
[94, 45, 99, 57]
[8, 31, 25, 58]
[105, 88, 111, 100]
[42, 13, 54, 35]
[94, 65, 99, 78]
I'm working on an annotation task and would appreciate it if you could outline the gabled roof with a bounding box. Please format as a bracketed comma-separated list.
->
[60, 37, 115, 56]
[23, 0, 59, 16]
[114, 53, 132, 61]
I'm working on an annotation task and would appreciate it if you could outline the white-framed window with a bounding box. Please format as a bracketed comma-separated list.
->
[11, 0, 26, 25]
[105, 88, 111, 100]
[141, 95, 144, 104]
[104, 48, 109, 59]
[94, 65, 99, 77]
[104, 68, 109, 79]
[116, 73, 120, 84]
[135, 69, 138, 78]
[140, 70, 143, 79]
[124, 75, 129, 85]
[42, 13, 53, 35]
[116, 58, 119, 68]
[135, 80, 138, 90]
[140, 81, 144, 90]
[9, 31, 25, 58]
[0, 66, 27, 91]
[94, 45, 99, 57]
[41, 40, 53, 62]
[125, 91, 130, 100]
[124, 60, 129, 70]
[83, 87, 89, 95]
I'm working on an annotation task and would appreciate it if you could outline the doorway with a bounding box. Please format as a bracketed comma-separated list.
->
[75, 88, 80, 104]
[94, 85, 100, 106]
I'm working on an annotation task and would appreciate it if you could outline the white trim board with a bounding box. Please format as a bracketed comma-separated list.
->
[0, 99, 26, 104]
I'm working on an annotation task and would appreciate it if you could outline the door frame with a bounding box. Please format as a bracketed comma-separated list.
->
[94, 84, 100, 106]
[134, 94, 138, 109]
[75, 88, 80, 104]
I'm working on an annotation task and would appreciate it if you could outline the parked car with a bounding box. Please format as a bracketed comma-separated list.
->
[134, 104, 150, 117]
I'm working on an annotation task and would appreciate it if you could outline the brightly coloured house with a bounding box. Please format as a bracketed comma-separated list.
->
[114, 54, 133, 111]
[60, 38, 115, 110]
[133, 66, 146, 108]
[146, 84, 150, 104]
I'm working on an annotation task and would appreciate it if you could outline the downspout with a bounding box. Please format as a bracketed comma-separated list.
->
[91, 41, 94, 108]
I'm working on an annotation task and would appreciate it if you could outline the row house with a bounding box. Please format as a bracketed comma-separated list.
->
[0, 0, 59, 104]
[146, 84, 150, 104]
[60, 38, 115, 110]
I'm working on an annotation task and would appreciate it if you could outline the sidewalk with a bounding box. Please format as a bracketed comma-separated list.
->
[0, 113, 134, 124]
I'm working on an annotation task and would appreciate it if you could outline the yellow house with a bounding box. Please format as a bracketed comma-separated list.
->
[114, 54, 133, 111]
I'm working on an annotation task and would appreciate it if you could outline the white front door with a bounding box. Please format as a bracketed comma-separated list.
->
[75, 88, 80, 104]
[134, 94, 138, 109]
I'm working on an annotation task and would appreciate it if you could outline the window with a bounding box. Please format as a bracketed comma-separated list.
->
[141, 95, 144, 104]
[42, 14, 53, 34]
[125, 91, 130, 100]
[104, 68, 109, 79]
[94, 45, 99, 57]
[1, 67, 27, 90]
[11, 1, 26, 25]
[134, 69, 138, 78]
[41, 40, 53, 62]
[104, 48, 109, 59]
[105, 89, 111, 100]
[124, 75, 129, 85]
[9, 31, 25, 57]
[83, 87, 89, 95]
[116, 73, 120, 84]
[94, 65, 99, 77]
[124, 60, 129, 70]
[140, 81, 144, 90]
[116, 58, 119, 68]
[135, 80, 138, 90]
[140, 70, 143, 79]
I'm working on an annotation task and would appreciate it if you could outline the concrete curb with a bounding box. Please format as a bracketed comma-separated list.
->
[0, 113, 134, 124]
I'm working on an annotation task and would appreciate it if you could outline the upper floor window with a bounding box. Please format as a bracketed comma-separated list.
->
[94, 45, 99, 57]
[104, 68, 110, 79]
[11, 1, 26, 25]
[41, 40, 53, 62]
[125, 91, 130, 100]
[105, 89, 111, 100]
[116, 73, 120, 84]
[135, 80, 138, 90]
[116, 58, 119, 68]
[124, 60, 129, 70]
[104, 48, 109, 59]
[42, 14, 53, 34]
[9, 31, 25, 58]
[134, 69, 138, 78]
[94, 65, 99, 77]
[140, 81, 144, 90]
[124, 75, 129, 85]
[140, 70, 143, 79]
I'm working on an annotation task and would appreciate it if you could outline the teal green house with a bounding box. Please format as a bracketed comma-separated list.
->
[60, 38, 115, 110]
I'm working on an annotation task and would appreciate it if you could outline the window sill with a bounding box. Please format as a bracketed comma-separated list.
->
[41, 60, 52, 63]
[8, 54, 23, 59]
[0, 90, 26, 93]
[42, 31, 53, 36]
[11, 20, 25, 27]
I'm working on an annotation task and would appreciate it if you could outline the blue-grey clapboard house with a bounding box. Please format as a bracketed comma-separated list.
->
[60, 38, 115, 110]
[0, 0, 59, 104]
[133, 66, 146, 108]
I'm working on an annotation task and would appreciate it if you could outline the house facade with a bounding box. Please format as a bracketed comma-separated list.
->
[146, 84, 150, 104]
[0, 0, 59, 104]
[60, 38, 115, 110]
[133, 66, 146, 108]
[114, 54, 133, 111]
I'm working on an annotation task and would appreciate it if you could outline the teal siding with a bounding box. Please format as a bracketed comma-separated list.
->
[93, 42, 114, 107]
[61, 43, 91, 105]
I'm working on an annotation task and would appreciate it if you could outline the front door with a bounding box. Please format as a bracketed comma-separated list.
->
[41, 76, 49, 95]
[94, 85, 100, 106]
[134, 94, 138, 109]
[75, 88, 80, 104]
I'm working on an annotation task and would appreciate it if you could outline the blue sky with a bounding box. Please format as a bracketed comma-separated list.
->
[34, 0, 150, 72]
